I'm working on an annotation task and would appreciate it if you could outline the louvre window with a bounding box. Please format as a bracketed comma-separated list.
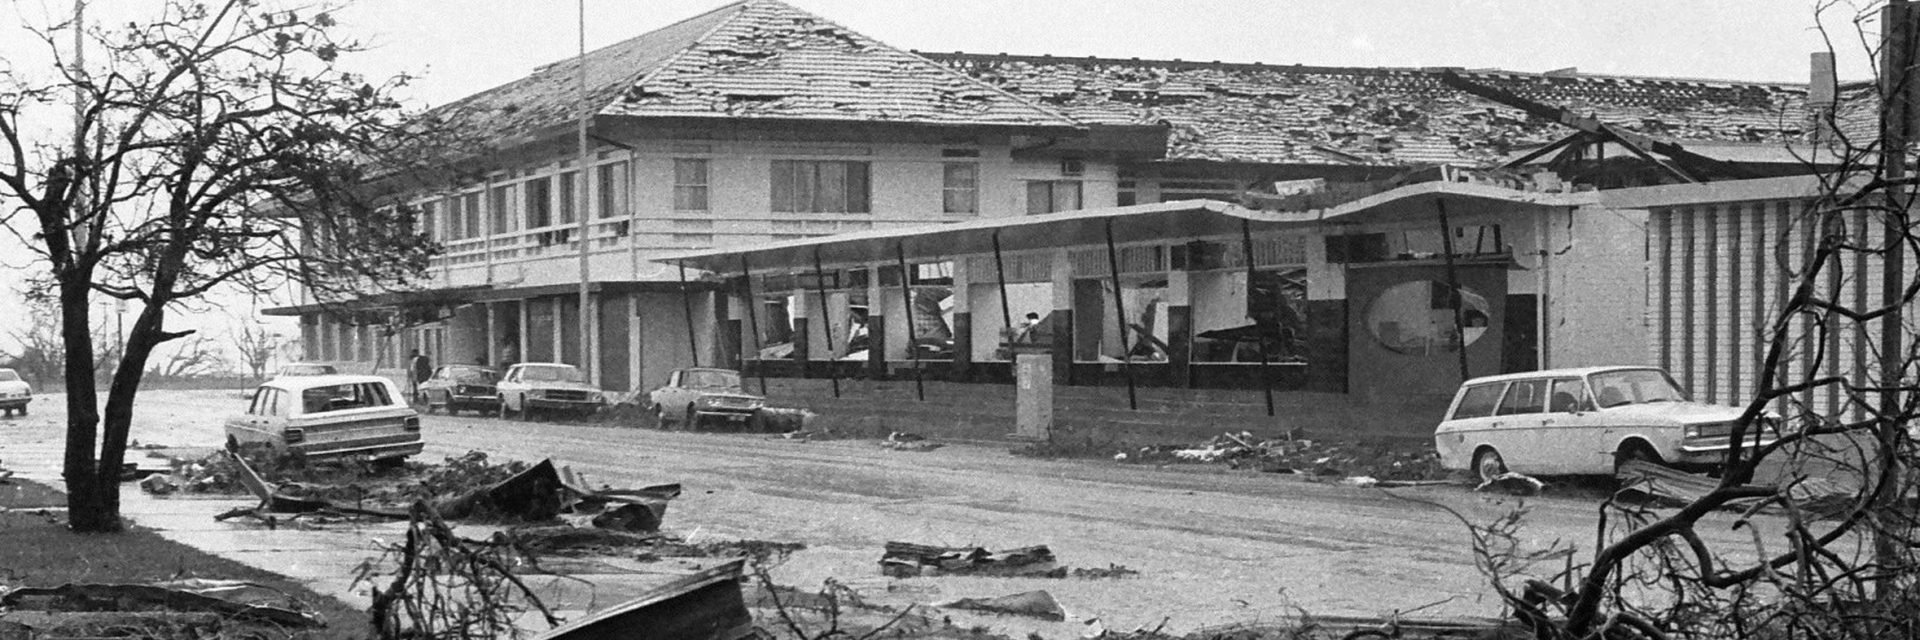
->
[771, 160, 870, 213]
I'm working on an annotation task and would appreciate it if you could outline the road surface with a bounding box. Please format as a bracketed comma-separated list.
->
[0, 390, 1781, 636]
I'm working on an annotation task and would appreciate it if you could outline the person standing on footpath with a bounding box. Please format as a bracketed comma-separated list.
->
[409, 349, 433, 404]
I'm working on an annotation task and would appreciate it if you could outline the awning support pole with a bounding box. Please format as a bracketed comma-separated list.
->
[992, 230, 1014, 346]
[811, 247, 841, 399]
[895, 243, 925, 402]
[1104, 220, 1138, 411]
[1240, 219, 1276, 417]
[677, 263, 700, 368]
[740, 255, 768, 396]
[1436, 199, 1471, 382]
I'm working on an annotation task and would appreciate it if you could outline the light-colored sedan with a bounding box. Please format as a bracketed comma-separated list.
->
[1433, 366, 1776, 482]
[648, 368, 765, 429]
[0, 368, 31, 417]
[496, 363, 603, 420]
[226, 374, 423, 462]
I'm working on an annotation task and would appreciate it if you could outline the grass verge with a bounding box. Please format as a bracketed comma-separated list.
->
[0, 478, 369, 640]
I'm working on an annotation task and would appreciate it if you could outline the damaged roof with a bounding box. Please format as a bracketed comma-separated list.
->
[924, 53, 1814, 167]
[425, 0, 1076, 150]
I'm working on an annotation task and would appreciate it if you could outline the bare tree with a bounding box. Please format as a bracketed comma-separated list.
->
[229, 322, 279, 381]
[1473, 3, 1920, 638]
[0, 1, 453, 531]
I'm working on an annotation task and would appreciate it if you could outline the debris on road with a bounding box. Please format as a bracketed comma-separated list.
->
[935, 589, 1067, 621]
[365, 503, 562, 639]
[529, 558, 753, 640]
[881, 542, 1061, 578]
[1616, 459, 1854, 519]
[641, 539, 808, 564]
[879, 431, 943, 452]
[1068, 564, 1140, 580]
[753, 407, 813, 434]
[1121, 431, 1449, 482]
[0, 581, 322, 628]
[1476, 471, 1545, 496]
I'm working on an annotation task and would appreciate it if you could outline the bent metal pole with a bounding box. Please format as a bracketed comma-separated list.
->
[1240, 218, 1275, 417]
[811, 247, 841, 399]
[740, 254, 767, 395]
[1104, 219, 1138, 411]
[895, 242, 925, 401]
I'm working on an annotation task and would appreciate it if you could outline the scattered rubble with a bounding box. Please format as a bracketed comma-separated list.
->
[529, 559, 752, 640]
[879, 431, 943, 452]
[935, 589, 1066, 621]
[1121, 431, 1449, 483]
[1476, 472, 1545, 497]
[881, 542, 1061, 578]
[0, 580, 323, 630]
[641, 539, 808, 565]
[1068, 564, 1140, 580]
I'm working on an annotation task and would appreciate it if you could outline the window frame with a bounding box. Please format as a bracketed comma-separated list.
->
[942, 162, 979, 215]
[1496, 379, 1549, 416]
[525, 176, 554, 229]
[674, 159, 710, 212]
[1026, 180, 1084, 215]
[598, 161, 630, 218]
[771, 159, 871, 214]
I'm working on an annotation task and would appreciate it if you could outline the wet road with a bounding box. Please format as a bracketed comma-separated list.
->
[0, 390, 1779, 636]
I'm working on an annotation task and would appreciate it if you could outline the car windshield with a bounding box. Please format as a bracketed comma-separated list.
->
[0, 369, 18, 382]
[1588, 369, 1688, 408]
[282, 364, 335, 376]
[520, 365, 585, 383]
[445, 367, 497, 383]
[683, 370, 742, 389]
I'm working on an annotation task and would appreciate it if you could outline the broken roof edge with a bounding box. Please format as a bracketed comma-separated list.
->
[922, 51, 1808, 91]
[1244, 181, 1600, 225]
[1599, 175, 1828, 210]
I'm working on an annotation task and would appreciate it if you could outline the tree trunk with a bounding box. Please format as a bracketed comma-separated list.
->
[57, 274, 117, 533]
[90, 302, 171, 531]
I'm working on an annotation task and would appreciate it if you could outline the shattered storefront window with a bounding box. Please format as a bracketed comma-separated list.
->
[1363, 280, 1488, 356]
[1191, 268, 1308, 364]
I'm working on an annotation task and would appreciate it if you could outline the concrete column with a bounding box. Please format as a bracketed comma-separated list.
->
[865, 265, 886, 379]
[791, 287, 814, 373]
[951, 259, 973, 378]
[586, 293, 601, 386]
[485, 302, 498, 368]
[1166, 270, 1193, 388]
[518, 300, 531, 367]
[1048, 249, 1074, 383]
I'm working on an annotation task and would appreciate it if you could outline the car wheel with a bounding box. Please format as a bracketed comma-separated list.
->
[1614, 441, 1665, 474]
[1472, 448, 1508, 484]
[653, 404, 671, 429]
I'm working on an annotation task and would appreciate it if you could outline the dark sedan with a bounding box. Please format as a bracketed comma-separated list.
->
[417, 365, 500, 416]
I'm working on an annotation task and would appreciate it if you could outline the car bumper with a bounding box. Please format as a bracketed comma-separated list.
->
[693, 408, 758, 423]
[447, 394, 499, 407]
[529, 398, 603, 410]
[291, 437, 423, 461]
[0, 397, 28, 409]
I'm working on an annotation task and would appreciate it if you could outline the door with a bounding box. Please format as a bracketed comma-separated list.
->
[1539, 376, 1606, 473]
[1491, 378, 1551, 473]
[1438, 381, 1508, 468]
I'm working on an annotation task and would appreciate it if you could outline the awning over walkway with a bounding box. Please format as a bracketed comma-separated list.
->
[655, 181, 1594, 273]
[260, 279, 723, 316]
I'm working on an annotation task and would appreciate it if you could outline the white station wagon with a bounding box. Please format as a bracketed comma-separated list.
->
[1434, 366, 1775, 482]
[227, 374, 423, 462]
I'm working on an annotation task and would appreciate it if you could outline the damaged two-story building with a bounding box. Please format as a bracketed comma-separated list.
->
[273, 0, 1846, 436]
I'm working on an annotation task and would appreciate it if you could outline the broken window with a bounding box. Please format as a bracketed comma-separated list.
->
[1025, 180, 1082, 215]
[525, 177, 553, 229]
[771, 160, 870, 213]
[557, 171, 578, 225]
[488, 184, 514, 234]
[598, 161, 629, 218]
[674, 159, 709, 212]
[943, 163, 978, 215]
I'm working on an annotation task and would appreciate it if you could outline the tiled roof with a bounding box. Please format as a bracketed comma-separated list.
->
[926, 53, 1814, 166]
[424, 0, 1075, 152]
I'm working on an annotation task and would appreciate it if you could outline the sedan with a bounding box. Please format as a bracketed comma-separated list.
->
[496, 363, 604, 420]
[0, 368, 31, 417]
[648, 368, 765, 429]
[417, 364, 500, 416]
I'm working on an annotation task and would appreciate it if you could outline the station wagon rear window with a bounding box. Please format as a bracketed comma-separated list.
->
[1497, 379, 1548, 415]
[1451, 383, 1506, 419]
[301, 382, 394, 414]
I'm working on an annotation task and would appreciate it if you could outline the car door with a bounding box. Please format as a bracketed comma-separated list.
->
[656, 371, 689, 419]
[1491, 378, 1552, 474]
[1540, 377, 1607, 473]
[1436, 381, 1508, 469]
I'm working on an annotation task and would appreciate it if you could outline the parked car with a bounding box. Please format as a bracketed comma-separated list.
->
[1434, 366, 1777, 482]
[496, 363, 603, 419]
[648, 368, 765, 429]
[0, 368, 31, 417]
[275, 362, 339, 378]
[417, 364, 501, 415]
[225, 374, 423, 462]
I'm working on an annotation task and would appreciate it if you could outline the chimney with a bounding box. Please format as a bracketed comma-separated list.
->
[1808, 51, 1836, 108]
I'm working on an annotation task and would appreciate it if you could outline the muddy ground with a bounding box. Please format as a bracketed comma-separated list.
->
[0, 390, 1788, 638]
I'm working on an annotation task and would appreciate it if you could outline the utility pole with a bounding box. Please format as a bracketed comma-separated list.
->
[575, 0, 595, 384]
[1876, 0, 1915, 601]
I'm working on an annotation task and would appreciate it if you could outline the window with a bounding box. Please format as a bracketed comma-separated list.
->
[1496, 379, 1549, 415]
[943, 163, 978, 214]
[462, 192, 481, 238]
[1548, 378, 1586, 413]
[771, 160, 870, 213]
[444, 196, 463, 240]
[1451, 383, 1506, 420]
[489, 184, 513, 234]
[300, 382, 394, 414]
[674, 159, 709, 212]
[1026, 180, 1082, 215]
[598, 161, 629, 218]
[420, 201, 437, 241]
[525, 177, 553, 229]
[557, 172, 578, 224]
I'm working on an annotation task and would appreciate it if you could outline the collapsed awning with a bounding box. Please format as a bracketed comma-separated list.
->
[653, 181, 1595, 273]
